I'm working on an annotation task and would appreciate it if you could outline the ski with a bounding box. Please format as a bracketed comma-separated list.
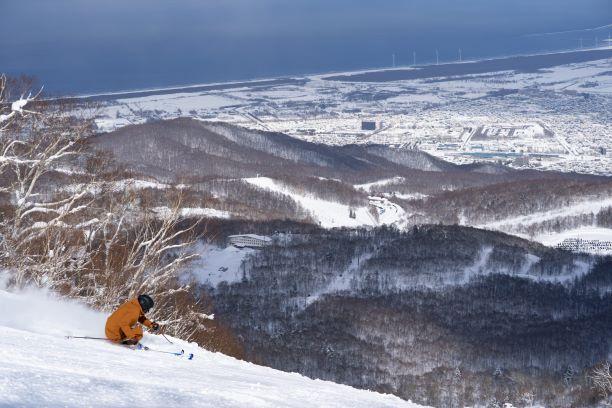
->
[139, 344, 194, 360]
[66, 336, 193, 360]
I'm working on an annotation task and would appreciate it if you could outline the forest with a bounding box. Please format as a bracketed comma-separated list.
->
[202, 225, 612, 407]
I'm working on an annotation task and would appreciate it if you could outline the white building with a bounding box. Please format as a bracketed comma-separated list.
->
[228, 234, 272, 248]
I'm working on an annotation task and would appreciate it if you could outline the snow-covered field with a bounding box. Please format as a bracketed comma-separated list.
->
[534, 226, 612, 255]
[535, 226, 612, 246]
[0, 282, 424, 408]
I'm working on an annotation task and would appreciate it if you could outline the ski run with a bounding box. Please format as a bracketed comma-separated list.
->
[0, 282, 425, 408]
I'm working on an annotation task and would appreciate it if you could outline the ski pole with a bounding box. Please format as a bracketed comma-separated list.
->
[65, 335, 108, 341]
[155, 324, 174, 344]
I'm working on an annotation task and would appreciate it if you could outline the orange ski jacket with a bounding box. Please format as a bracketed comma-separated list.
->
[105, 298, 153, 342]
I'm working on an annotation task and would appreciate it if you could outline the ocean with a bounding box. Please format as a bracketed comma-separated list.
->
[0, 0, 610, 95]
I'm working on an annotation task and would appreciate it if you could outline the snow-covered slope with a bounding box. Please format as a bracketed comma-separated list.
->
[244, 177, 405, 228]
[188, 242, 255, 286]
[535, 226, 612, 246]
[0, 284, 422, 408]
[476, 197, 612, 231]
[244, 176, 375, 228]
[534, 226, 612, 255]
[472, 197, 612, 253]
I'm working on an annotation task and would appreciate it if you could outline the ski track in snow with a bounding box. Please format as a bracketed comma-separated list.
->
[188, 242, 255, 287]
[303, 251, 377, 308]
[0, 284, 423, 408]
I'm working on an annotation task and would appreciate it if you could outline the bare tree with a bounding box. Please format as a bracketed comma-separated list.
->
[0, 76, 94, 287]
[0, 74, 42, 131]
[74, 191, 211, 338]
[591, 362, 612, 398]
[0, 74, 211, 342]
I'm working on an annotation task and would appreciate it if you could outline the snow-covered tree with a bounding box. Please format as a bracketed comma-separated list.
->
[0, 74, 209, 341]
[591, 362, 612, 398]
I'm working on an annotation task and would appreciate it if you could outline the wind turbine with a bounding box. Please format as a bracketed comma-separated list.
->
[436, 49, 439, 65]
[458, 48, 462, 62]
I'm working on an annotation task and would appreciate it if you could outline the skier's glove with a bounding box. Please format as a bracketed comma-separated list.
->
[151, 322, 160, 332]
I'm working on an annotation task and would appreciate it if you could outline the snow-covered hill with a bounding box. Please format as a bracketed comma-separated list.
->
[0, 283, 423, 408]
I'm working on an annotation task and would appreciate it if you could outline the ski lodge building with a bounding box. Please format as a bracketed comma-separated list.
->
[228, 234, 272, 248]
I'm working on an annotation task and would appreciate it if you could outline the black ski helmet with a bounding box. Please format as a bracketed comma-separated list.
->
[138, 294, 154, 313]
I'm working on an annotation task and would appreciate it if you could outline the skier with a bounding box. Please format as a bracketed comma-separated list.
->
[105, 294, 161, 345]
